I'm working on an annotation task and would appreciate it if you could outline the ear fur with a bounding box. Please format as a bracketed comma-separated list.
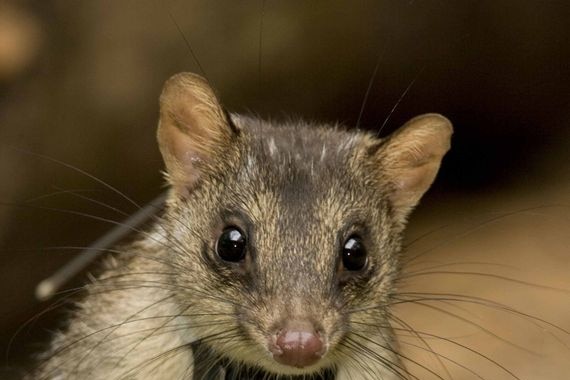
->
[376, 113, 453, 217]
[157, 72, 237, 192]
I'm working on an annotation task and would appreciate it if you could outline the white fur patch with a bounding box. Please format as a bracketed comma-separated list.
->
[320, 144, 327, 162]
[267, 137, 277, 157]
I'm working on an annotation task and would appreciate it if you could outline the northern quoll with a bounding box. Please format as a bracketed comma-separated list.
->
[30, 72, 452, 380]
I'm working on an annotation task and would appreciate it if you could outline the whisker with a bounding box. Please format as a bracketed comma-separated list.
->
[348, 334, 444, 380]
[393, 293, 570, 337]
[8, 146, 141, 209]
[115, 329, 241, 380]
[338, 341, 404, 380]
[111, 302, 195, 369]
[389, 314, 522, 380]
[258, 0, 266, 94]
[391, 296, 560, 354]
[355, 53, 382, 130]
[40, 185, 131, 217]
[167, 10, 208, 79]
[388, 313, 452, 380]
[68, 294, 178, 373]
[402, 261, 515, 273]
[396, 338, 487, 380]
[376, 66, 425, 136]
[398, 270, 570, 294]
[23, 188, 104, 205]
[34, 191, 169, 300]
[402, 204, 570, 265]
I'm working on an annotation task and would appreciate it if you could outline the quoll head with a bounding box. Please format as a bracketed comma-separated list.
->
[156, 73, 452, 376]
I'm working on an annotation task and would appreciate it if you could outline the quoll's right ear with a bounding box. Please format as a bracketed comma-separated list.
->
[157, 72, 239, 193]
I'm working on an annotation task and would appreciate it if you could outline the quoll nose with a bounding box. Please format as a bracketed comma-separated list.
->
[270, 320, 326, 368]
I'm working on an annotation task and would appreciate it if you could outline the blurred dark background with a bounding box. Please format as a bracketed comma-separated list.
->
[0, 1, 568, 378]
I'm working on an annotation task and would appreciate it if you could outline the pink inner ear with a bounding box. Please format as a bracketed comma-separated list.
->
[156, 72, 232, 192]
[382, 113, 453, 211]
[392, 161, 441, 207]
[162, 118, 203, 184]
[167, 107, 212, 164]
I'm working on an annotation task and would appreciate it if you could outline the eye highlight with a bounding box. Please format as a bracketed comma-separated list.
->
[341, 236, 367, 271]
[216, 227, 247, 262]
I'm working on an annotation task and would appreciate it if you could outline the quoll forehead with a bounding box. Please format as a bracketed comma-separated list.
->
[231, 118, 380, 238]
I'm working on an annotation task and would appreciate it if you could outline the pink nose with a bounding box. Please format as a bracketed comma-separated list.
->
[270, 320, 326, 368]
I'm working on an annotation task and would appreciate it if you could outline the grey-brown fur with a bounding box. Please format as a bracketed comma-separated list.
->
[29, 73, 452, 380]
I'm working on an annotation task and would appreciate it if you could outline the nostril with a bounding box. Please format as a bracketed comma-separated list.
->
[269, 321, 326, 368]
[277, 330, 322, 354]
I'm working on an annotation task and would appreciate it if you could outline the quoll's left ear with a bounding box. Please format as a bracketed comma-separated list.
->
[375, 113, 453, 217]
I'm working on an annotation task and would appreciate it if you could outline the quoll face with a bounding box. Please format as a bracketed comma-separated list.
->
[165, 119, 402, 375]
[157, 73, 452, 377]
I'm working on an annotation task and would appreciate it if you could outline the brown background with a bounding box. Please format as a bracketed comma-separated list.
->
[0, 1, 569, 379]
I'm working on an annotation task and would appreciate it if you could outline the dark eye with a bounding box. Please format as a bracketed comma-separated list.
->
[216, 227, 247, 262]
[342, 236, 367, 271]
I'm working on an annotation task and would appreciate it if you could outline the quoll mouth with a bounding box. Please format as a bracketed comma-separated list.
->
[194, 357, 336, 380]
[191, 341, 336, 380]
[221, 362, 336, 380]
